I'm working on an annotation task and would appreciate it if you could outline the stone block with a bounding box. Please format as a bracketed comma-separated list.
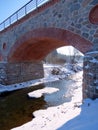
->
[6, 63, 21, 76]
[0, 62, 44, 85]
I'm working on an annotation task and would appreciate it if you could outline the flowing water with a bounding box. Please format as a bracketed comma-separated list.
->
[0, 78, 75, 130]
[0, 84, 47, 130]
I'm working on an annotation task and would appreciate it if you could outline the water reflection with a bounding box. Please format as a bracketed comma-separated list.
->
[0, 79, 74, 130]
[44, 80, 74, 106]
[0, 84, 47, 130]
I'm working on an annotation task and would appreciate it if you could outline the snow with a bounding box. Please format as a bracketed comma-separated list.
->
[11, 70, 83, 130]
[28, 87, 59, 98]
[11, 69, 98, 130]
[88, 72, 93, 76]
[0, 79, 43, 93]
[0, 64, 62, 93]
[90, 58, 98, 63]
[1, 63, 98, 130]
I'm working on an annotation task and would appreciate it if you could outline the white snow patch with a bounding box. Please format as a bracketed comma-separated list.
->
[0, 79, 43, 93]
[88, 72, 93, 76]
[28, 87, 59, 98]
[90, 58, 98, 63]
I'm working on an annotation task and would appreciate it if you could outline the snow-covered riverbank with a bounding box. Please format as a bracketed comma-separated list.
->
[1, 63, 98, 130]
[11, 69, 98, 130]
[0, 63, 81, 93]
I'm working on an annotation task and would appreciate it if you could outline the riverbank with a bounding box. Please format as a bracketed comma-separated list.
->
[2, 63, 98, 130]
[11, 71, 82, 130]
[11, 70, 98, 130]
[0, 63, 81, 94]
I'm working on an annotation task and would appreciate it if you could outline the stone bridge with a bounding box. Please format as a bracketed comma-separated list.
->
[0, 0, 98, 99]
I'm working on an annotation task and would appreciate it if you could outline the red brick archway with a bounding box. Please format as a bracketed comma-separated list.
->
[8, 28, 93, 62]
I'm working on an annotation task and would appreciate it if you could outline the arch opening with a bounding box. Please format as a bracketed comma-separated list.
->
[43, 45, 84, 82]
[44, 45, 84, 65]
[7, 28, 92, 62]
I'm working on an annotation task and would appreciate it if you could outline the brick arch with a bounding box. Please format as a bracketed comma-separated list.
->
[8, 28, 93, 62]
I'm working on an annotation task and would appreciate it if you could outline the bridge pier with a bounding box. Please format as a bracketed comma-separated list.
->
[0, 61, 44, 85]
[83, 51, 98, 99]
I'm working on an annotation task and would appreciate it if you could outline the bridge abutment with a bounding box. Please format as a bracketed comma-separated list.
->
[83, 51, 98, 99]
[0, 61, 44, 85]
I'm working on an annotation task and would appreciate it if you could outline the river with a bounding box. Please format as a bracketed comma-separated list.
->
[0, 62, 82, 130]
[0, 78, 74, 130]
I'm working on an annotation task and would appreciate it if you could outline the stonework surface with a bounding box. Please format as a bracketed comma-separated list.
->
[83, 51, 98, 99]
[0, 62, 44, 85]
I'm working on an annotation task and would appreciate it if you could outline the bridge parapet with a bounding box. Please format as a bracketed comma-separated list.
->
[0, 0, 50, 31]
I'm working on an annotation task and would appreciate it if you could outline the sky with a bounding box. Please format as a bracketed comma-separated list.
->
[0, 0, 29, 23]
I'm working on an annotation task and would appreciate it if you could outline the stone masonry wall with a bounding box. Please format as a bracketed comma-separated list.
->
[83, 51, 98, 99]
[0, 62, 44, 85]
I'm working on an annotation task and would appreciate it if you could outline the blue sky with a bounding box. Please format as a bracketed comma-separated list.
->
[0, 0, 29, 23]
